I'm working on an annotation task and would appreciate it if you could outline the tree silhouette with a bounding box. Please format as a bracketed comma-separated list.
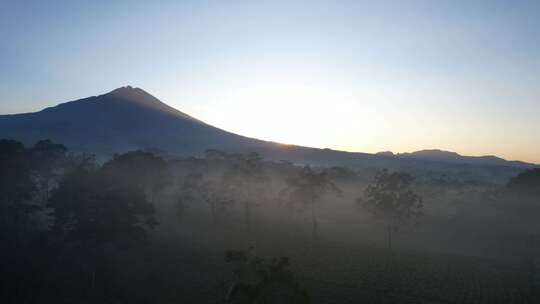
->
[0, 140, 38, 243]
[101, 150, 169, 204]
[222, 152, 267, 233]
[179, 172, 232, 226]
[205, 149, 230, 160]
[222, 248, 310, 304]
[507, 168, 540, 197]
[0, 140, 74, 303]
[280, 166, 341, 239]
[30, 139, 67, 203]
[48, 153, 157, 292]
[359, 169, 423, 250]
[0, 140, 42, 303]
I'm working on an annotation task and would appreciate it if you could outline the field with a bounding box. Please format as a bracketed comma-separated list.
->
[116, 209, 534, 304]
[295, 241, 530, 304]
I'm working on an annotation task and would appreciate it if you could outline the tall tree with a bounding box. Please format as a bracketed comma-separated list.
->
[222, 152, 267, 233]
[280, 166, 341, 239]
[359, 170, 423, 250]
[0, 139, 56, 303]
[0, 139, 37, 243]
[30, 139, 67, 203]
[101, 150, 169, 204]
[179, 173, 232, 226]
[48, 155, 157, 292]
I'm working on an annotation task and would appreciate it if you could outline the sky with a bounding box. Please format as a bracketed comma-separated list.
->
[1, 0, 539, 163]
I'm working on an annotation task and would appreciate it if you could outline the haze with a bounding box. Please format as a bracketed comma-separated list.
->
[1, 0, 539, 163]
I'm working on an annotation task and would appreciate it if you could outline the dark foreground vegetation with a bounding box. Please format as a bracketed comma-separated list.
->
[2, 139, 540, 303]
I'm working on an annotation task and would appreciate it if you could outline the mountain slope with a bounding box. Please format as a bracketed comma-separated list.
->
[0, 86, 536, 183]
[0, 86, 276, 156]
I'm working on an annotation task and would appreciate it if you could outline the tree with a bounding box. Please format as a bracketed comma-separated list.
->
[0, 140, 38, 242]
[0, 139, 42, 303]
[325, 166, 358, 181]
[205, 149, 230, 160]
[48, 156, 157, 292]
[222, 152, 267, 233]
[222, 248, 310, 304]
[280, 166, 341, 239]
[101, 150, 169, 204]
[179, 173, 233, 226]
[0, 139, 67, 303]
[30, 139, 67, 203]
[359, 170, 423, 250]
[507, 168, 540, 197]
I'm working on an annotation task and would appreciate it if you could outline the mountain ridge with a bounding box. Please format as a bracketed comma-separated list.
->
[376, 149, 533, 167]
[0, 86, 273, 157]
[0, 86, 536, 180]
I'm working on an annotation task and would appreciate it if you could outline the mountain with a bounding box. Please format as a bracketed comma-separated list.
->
[0, 86, 536, 182]
[393, 149, 533, 168]
[0, 86, 276, 157]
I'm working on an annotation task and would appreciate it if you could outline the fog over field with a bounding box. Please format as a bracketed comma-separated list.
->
[2, 1, 540, 303]
[2, 135, 540, 303]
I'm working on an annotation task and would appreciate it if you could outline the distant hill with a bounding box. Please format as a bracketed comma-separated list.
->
[1, 86, 536, 182]
[393, 149, 533, 168]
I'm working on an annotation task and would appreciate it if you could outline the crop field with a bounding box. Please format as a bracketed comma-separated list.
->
[293, 241, 530, 304]
[122, 228, 532, 304]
